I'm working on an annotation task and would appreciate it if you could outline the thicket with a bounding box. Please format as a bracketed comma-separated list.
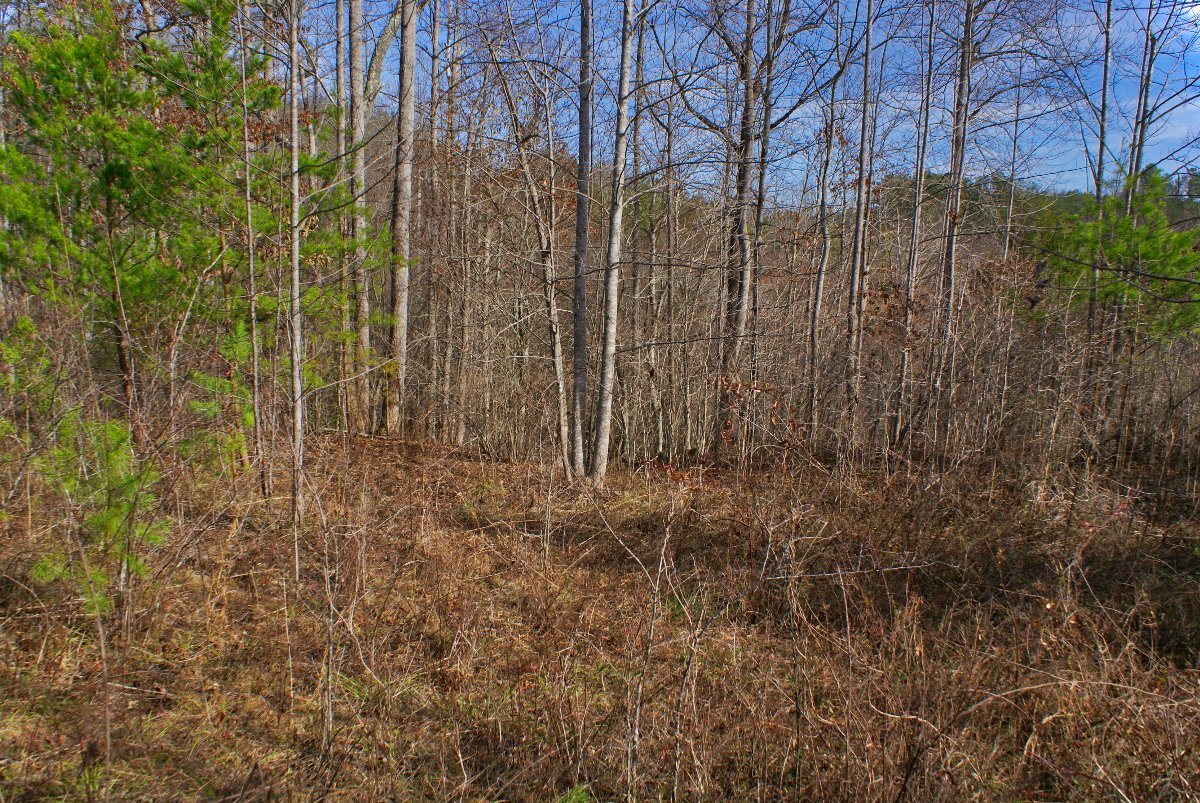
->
[0, 0, 1198, 797]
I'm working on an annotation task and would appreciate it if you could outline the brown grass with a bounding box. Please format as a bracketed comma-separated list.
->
[1, 436, 1199, 800]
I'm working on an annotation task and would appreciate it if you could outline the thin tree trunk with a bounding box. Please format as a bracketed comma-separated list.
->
[714, 0, 758, 458]
[449, 7, 468, 445]
[588, 0, 637, 485]
[336, 0, 350, 433]
[571, 0, 593, 478]
[289, 0, 305, 577]
[1125, 0, 1157, 216]
[1088, 0, 1111, 339]
[665, 102, 680, 458]
[387, 0, 417, 436]
[807, 66, 840, 437]
[893, 0, 934, 451]
[431, 0, 446, 438]
[747, 0, 787, 460]
[349, 0, 370, 432]
[624, 2, 647, 465]
[1003, 63, 1021, 262]
[237, 0, 267, 497]
[487, 34, 572, 469]
[934, 0, 974, 455]
[542, 94, 572, 470]
[845, 0, 872, 448]
[0, 64, 6, 317]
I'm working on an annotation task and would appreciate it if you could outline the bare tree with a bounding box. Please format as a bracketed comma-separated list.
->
[289, 0, 305, 574]
[571, 0, 593, 479]
[387, 0, 418, 435]
[892, 0, 936, 451]
[844, 0, 873, 448]
[237, 0, 267, 496]
[931, 0, 975, 454]
[589, 0, 639, 485]
[348, 0, 370, 431]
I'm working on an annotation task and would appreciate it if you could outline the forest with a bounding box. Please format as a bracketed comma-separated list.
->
[0, 0, 1199, 796]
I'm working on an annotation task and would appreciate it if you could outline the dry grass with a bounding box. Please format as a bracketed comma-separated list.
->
[1, 436, 1199, 800]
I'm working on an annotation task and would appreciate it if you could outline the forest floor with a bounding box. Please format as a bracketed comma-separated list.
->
[2, 436, 1200, 800]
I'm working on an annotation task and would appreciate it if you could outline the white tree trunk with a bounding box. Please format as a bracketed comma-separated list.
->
[588, 0, 637, 485]
[387, 0, 417, 435]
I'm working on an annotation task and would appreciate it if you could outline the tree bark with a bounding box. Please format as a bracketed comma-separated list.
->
[349, 0, 370, 432]
[844, 0, 873, 448]
[892, 0, 934, 451]
[1088, 0, 1112, 339]
[588, 0, 637, 485]
[288, 0, 305, 575]
[570, 0, 593, 478]
[335, 0, 350, 433]
[236, 0, 267, 496]
[807, 65, 841, 437]
[934, 0, 974, 454]
[387, 0, 417, 435]
[713, 0, 758, 459]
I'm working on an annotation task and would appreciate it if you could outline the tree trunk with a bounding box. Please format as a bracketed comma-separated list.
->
[486, 32, 572, 469]
[387, 0, 417, 436]
[934, 0, 974, 454]
[288, 0, 305, 575]
[335, 0, 350, 433]
[714, 0, 758, 459]
[1125, 0, 1157, 216]
[845, 0, 872, 448]
[1088, 0, 1111, 340]
[807, 66, 840, 438]
[893, 0, 934, 451]
[237, 0, 267, 497]
[349, 0, 370, 432]
[570, 0, 593, 478]
[588, 0, 637, 485]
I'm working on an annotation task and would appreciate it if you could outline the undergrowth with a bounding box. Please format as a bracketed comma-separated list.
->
[1, 436, 1198, 800]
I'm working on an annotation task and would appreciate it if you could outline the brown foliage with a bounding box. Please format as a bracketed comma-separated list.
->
[1, 436, 1198, 799]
